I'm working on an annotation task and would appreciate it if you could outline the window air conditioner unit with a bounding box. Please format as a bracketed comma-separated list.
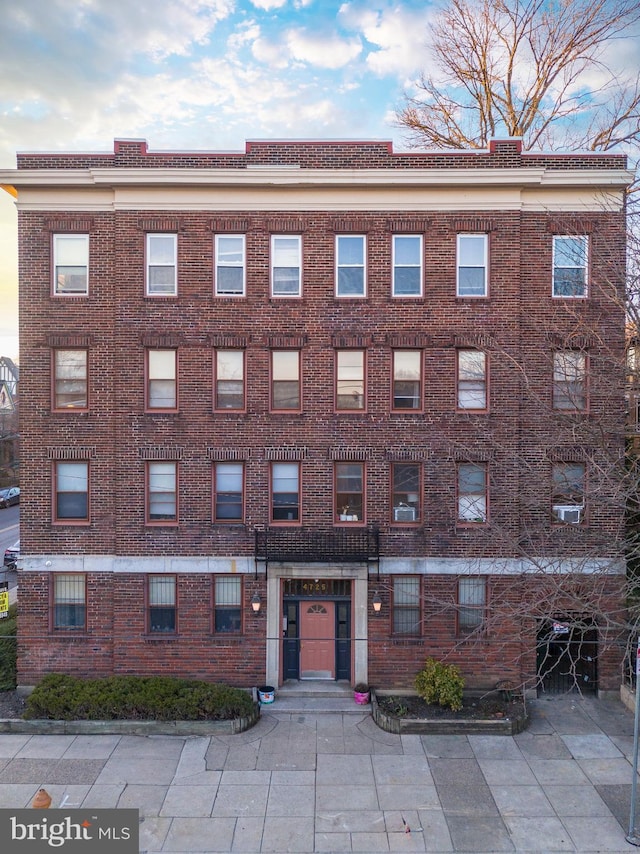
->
[394, 506, 416, 522]
[554, 505, 583, 524]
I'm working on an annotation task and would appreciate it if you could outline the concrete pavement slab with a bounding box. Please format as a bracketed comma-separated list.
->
[116, 783, 167, 814]
[578, 756, 639, 784]
[376, 783, 440, 811]
[561, 732, 625, 758]
[230, 816, 264, 853]
[314, 830, 352, 851]
[416, 809, 455, 852]
[527, 757, 592, 785]
[95, 755, 179, 785]
[60, 733, 121, 758]
[543, 783, 613, 816]
[372, 753, 433, 786]
[562, 815, 630, 852]
[468, 734, 523, 761]
[476, 757, 538, 785]
[444, 814, 514, 852]
[79, 782, 124, 807]
[315, 783, 379, 811]
[160, 816, 236, 852]
[490, 783, 555, 816]
[266, 783, 315, 816]
[261, 815, 314, 852]
[138, 815, 172, 852]
[160, 783, 216, 817]
[15, 734, 76, 758]
[504, 815, 574, 850]
[314, 808, 385, 833]
[513, 730, 573, 759]
[212, 783, 269, 816]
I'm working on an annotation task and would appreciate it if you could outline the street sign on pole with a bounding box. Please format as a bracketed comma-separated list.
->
[627, 638, 640, 845]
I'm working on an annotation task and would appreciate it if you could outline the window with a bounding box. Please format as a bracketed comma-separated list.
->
[457, 234, 488, 297]
[271, 462, 300, 523]
[457, 350, 487, 410]
[148, 575, 176, 633]
[336, 235, 366, 296]
[271, 235, 301, 296]
[392, 350, 421, 410]
[146, 349, 177, 410]
[457, 462, 487, 523]
[215, 349, 244, 410]
[214, 576, 242, 633]
[336, 350, 365, 411]
[54, 461, 89, 521]
[392, 463, 421, 523]
[53, 234, 88, 295]
[392, 235, 422, 296]
[146, 234, 177, 296]
[393, 576, 421, 635]
[215, 234, 245, 296]
[53, 574, 86, 630]
[335, 462, 364, 522]
[53, 349, 88, 410]
[552, 462, 585, 524]
[147, 461, 177, 523]
[271, 350, 301, 411]
[214, 462, 244, 522]
[458, 577, 486, 632]
[553, 236, 588, 297]
[553, 351, 587, 411]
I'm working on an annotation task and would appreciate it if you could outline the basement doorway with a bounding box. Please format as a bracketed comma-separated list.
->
[536, 616, 598, 695]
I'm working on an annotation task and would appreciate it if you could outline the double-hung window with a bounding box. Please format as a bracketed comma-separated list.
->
[458, 577, 486, 633]
[271, 236, 301, 297]
[271, 462, 300, 523]
[213, 462, 244, 522]
[457, 462, 487, 523]
[457, 349, 487, 410]
[392, 235, 422, 296]
[391, 462, 421, 523]
[271, 350, 301, 411]
[553, 351, 587, 411]
[215, 235, 245, 296]
[336, 235, 366, 296]
[53, 349, 88, 410]
[146, 234, 177, 296]
[53, 234, 88, 295]
[392, 350, 421, 410]
[336, 350, 365, 411]
[457, 234, 488, 297]
[54, 461, 89, 522]
[214, 576, 242, 633]
[553, 236, 588, 297]
[148, 575, 176, 633]
[214, 349, 244, 410]
[146, 349, 177, 410]
[53, 574, 86, 631]
[335, 462, 364, 523]
[393, 576, 421, 635]
[552, 462, 585, 524]
[147, 461, 177, 524]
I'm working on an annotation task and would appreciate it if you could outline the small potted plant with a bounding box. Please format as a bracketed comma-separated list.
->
[353, 683, 370, 704]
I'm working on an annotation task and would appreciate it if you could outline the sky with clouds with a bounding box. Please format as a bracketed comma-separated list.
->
[0, 0, 637, 362]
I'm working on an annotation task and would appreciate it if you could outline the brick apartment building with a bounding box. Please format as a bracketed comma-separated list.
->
[0, 137, 633, 696]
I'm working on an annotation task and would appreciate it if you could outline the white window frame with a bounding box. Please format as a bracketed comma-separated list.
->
[215, 234, 246, 296]
[214, 462, 244, 523]
[457, 234, 488, 297]
[146, 349, 177, 410]
[271, 462, 300, 523]
[147, 461, 178, 524]
[392, 234, 423, 297]
[457, 349, 487, 410]
[553, 235, 588, 298]
[53, 234, 89, 295]
[271, 235, 302, 297]
[458, 577, 486, 632]
[336, 235, 366, 297]
[457, 462, 487, 523]
[146, 234, 177, 296]
[553, 351, 587, 411]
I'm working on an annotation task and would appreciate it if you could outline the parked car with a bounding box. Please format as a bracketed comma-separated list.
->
[3, 540, 19, 567]
[0, 486, 20, 508]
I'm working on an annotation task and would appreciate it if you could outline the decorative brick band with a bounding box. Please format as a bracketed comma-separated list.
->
[138, 447, 184, 460]
[266, 218, 305, 232]
[141, 334, 181, 347]
[330, 218, 370, 233]
[386, 333, 431, 348]
[453, 218, 495, 232]
[209, 335, 248, 348]
[264, 447, 308, 461]
[332, 334, 373, 348]
[546, 217, 594, 234]
[546, 333, 594, 349]
[207, 447, 251, 460]
[328, 447, 374, 461]
[47, 335, 92, 347]
[385, 448, 431, 461]
[454, 333, 496, 348]
[546, 447, 592, 461]
[386, 219, 431, 232]
[210, 218, 250, 232]
[267, 336, 307, 348]
[44, 218, 94, 232]
[138, 218, 182, 232]
[47, 446, 96, 459]
[451, 448, 494, 461]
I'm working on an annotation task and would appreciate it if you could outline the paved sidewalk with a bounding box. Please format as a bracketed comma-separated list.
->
[0, 695, 639, 852]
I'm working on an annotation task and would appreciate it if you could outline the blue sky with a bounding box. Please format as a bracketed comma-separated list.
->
[0, 0, 637, 361]
[0, 0, 439, 359]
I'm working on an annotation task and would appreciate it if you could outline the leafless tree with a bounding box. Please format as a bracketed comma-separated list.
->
[397, 0, 640, 156]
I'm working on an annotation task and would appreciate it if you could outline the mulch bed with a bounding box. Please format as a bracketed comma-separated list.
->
[377, 693, 526, 722]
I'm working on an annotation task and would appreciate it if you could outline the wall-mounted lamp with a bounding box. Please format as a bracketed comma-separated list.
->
[251, 593, 262, 613]
[372, 591, 382, 613]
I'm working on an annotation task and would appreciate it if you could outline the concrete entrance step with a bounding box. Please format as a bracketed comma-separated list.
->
[260, 680, 371, 715]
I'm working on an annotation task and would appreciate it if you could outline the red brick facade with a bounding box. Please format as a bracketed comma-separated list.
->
[2, 137, 631, 695]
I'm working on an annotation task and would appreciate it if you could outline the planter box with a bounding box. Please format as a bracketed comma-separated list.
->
[371, 691, 529, 736]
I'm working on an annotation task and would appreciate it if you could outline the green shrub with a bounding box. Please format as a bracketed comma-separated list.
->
[414, 658, 464, 711]
[0, 604, 17, 691]
[24, 674, 256, 721]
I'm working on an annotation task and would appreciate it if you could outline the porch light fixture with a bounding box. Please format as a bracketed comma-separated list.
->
[251, 593, 261, 613]
[372, 591, 382, 613]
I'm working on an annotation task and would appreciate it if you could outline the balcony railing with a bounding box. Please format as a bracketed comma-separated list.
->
[255, 526, 379, 567]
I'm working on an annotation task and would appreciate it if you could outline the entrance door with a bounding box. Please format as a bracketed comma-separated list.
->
[537, 617, 598, 695]
[300, 601, 335, 679]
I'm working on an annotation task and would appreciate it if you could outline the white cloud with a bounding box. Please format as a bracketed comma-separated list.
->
[339, 2, 433, 77]
[252, 27, 362, 70]
[248, 0, 288, 9]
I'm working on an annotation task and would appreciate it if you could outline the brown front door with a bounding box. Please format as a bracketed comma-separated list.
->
[300, 601, 335, 679]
